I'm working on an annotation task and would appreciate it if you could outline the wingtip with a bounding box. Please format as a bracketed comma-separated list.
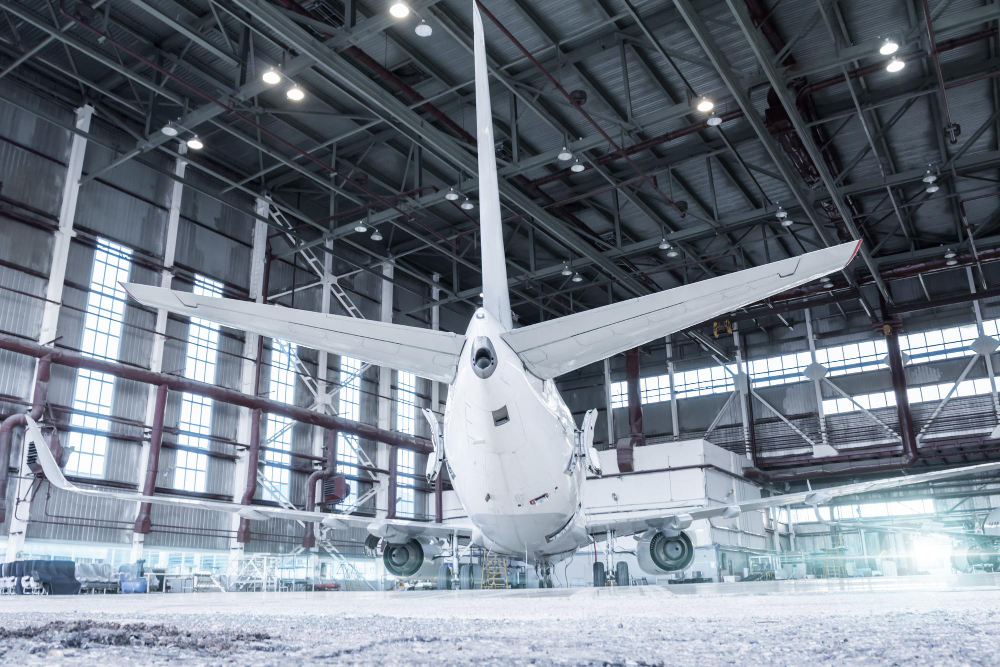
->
[847, 239, 863, 266]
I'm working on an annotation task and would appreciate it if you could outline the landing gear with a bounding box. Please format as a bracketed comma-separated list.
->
[536, 560, 554, 588]
[436, 564, 452, 590]
[615, 561, 629, 587]
[593, 562, 605, 587]
[458, 563, 481, 590]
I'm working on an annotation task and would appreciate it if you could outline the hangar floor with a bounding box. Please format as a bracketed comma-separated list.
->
[2, 575, 999, 665]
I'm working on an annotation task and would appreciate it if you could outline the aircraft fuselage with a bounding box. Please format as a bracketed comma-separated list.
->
[443, 309, 590, 559]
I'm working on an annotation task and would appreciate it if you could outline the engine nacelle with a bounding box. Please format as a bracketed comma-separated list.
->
[382, 536, 443, 579]
[635, 529, 695, 574]
[951, 542, 999, 573]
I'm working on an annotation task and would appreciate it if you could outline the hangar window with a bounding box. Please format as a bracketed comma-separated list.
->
[65, 239, 132, 479]
[337, 356, 365, 508]
[395, 371, 417, 517]
[262, 340, 296, 502]
[822, 378, 995, 416]
[173, 275, 223, 493]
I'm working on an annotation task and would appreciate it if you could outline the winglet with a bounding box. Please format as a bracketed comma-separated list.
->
[24, 416, 73, 491]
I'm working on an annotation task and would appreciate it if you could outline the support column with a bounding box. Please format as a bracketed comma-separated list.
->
[968, 268, 1000, 430]
[804, 308, 834, 456]
[375, 262, 394, 518]
[230, 198, 269, 553]
[620, 347, 643, 473]
[666, 335, 679, 441]
[6, 104, 92, 562]
[307, 238, 334, 562]
[733, 324, 753, 463]
[431, 274, 442, 414]
[603, 359, 615, 446]
[131, 142, 186, 561]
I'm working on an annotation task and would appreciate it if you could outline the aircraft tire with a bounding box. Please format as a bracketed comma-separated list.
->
[615, 561, 629, 587]
[593, 562, 606, 587]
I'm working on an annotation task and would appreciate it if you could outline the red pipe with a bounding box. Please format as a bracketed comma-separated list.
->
[236, 408, 262, 543]
[434, 473, 443, 523]
[302, 428, 343, 548]
[133, 383, 167, 534]
[0, 357, 50, 523]
[0, 335, 431, 453]
[923, 0, 959, 143]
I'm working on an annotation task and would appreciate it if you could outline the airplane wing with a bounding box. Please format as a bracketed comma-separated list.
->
[584, 460, 1000, 537]
[502, 241, 861, 379]
[122, 283, 466, 383]
[26, 416, 470, 541]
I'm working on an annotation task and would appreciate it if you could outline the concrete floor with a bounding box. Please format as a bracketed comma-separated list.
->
[2, 575, 1000, 665]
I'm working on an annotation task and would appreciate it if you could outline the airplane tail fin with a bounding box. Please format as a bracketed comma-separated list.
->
[473, 3, 513, 331]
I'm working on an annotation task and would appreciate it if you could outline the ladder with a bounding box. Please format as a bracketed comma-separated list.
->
[482, 553, 509, 589]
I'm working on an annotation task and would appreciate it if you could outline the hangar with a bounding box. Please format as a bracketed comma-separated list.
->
[1, 0, 1000, 662]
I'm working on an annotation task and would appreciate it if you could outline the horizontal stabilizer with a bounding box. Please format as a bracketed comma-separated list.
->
[503, 241, 861, 378]
[122, 283, 466, 383]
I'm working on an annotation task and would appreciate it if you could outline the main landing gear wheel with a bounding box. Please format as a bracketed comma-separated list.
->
[592, 562, 606, 587]
[459, 563, 481, 590]
[437, 564, 452, 590]
[615, 561, 629, 587]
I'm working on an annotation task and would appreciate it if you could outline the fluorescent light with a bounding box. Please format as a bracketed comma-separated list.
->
[262, 68, 281, 85]
[445, 188, 460, 201]
[557, 146, 573, 161]
[879, 38, 899, 56]
[570, 159, 585, 173]
[389, 3, 409, 18]
[371, 229, 383, 241]
[461, 198, 475, 210]
[186, 136, 203, 150]
[706, 113, 722, 127]
[886, 57, 905, 73]
[161, 124, 178, 137]
[286, 85, 305, 101]
[696, 97, 714, 112]
[571, 273, 583, 283]
[415, 20, 432, 37]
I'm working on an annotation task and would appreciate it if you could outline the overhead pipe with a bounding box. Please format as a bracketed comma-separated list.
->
[0, 335, 431, 454]
[133, 383, 167, 534]
[744, 322, 918, 482]
[0, 357, 51, 523]
[922, 0, 959, 143]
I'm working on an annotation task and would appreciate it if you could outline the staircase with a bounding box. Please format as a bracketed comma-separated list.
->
[482, 553, 509, 589]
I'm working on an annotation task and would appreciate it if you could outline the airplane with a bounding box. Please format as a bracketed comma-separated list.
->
[24, 2, 1000, 588]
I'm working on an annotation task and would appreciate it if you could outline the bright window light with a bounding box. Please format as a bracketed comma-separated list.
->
[263, 340, 297, 501]
[395, 372, 418, 517]
[65, 239, 132, 479]
[337, 356, 365, 508]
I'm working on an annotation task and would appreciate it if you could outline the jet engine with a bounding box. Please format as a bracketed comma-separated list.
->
[381, 536, 443, 579]
[635, 529, 695, 574]
[951, 542, 999, 573]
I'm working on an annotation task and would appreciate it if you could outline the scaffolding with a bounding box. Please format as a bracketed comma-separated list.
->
[482, 553, 509, 589]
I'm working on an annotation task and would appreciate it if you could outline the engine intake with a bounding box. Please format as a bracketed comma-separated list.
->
[381, 537, 442, 579]
[636, 529, 695, 574]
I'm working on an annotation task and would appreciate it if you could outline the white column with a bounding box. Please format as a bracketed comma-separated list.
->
[130, 142, 187, 562]
[431, 274, 441, 414]
[229, 198, 269, 555]
[603, 359, 615, 446]
[804, 308, 831, 451]
[6, 105, 93, 562]
[375, 262, 394, 518]
[666, 335, 679, 441]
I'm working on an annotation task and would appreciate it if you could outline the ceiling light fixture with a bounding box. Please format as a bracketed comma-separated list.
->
[696, 96, 714, 112]
[706, 112, 722, 127]
[946, 258, 958, 266]
[461, 198, 475, 210]
[775, 204, 787, 220]
[186, 136, 204, 150]
[445, 187, 460, 201]
[354, 221, 367, 233]
[886, 56, 905, 73]
[659, 238, 671, 251]
[879, 37, 899, 56]
[371, 228, 383, 241]
[262, 68, 281, 85]
[570, 159, 585, 173]
[557, 146, 573, 161]
[571, 273, 583, 283]
[781, 218, 794, 227]
[822, 280, 834, 289]
[926, 183, 940, 194]
[666, 248, 679, 258]
[922, 168, 937, 184]
[415, 19, 432, 37]
[286, 85, 305, 101]
[561, 263, 573, 277]
[389, 2, 410, 18]
[161, 123, 179, 137]
[944, 248, 956, 259]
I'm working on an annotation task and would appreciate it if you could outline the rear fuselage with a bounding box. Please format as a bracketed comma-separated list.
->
[443, 309, 589, 559]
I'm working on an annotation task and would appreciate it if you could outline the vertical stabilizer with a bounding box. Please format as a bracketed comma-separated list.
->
[473, 3, 513, 331]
